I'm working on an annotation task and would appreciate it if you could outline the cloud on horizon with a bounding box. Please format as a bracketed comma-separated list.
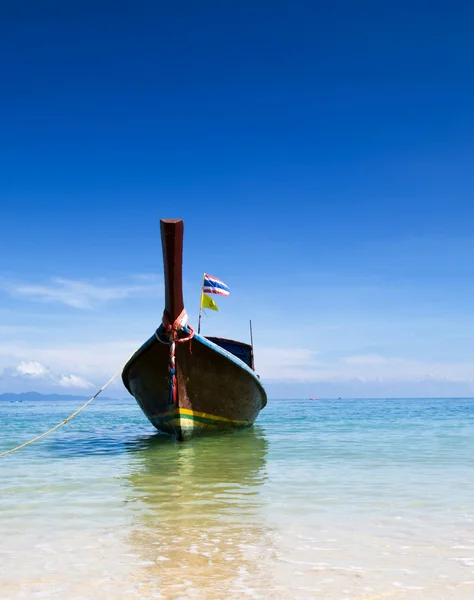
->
[2, 268, 474, 397]
[2, 340, 474, 397]
[7, 360, 93, 390]
[0, 339, 137, 394]
[256, 347, 474, 384]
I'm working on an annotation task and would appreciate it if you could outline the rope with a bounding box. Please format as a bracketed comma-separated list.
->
[161, 309, 194, 404]
[0, 364, 125, 459]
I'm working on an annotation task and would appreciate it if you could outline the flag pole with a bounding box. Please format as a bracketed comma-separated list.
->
[249, 319, 255, 370]
[198, 273, 205, 334]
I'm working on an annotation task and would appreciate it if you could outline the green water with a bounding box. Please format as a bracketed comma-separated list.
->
[1, 397, 474, 598]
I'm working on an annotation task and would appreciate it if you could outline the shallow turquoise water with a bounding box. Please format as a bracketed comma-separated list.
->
[1, 397, 474, 599]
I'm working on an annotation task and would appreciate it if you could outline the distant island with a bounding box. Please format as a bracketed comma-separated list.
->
[0, 392, 131, 402]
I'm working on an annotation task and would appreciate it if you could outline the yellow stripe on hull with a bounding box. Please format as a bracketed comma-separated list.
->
[161, 418, 220, 429]
[152, 407, 249, 425]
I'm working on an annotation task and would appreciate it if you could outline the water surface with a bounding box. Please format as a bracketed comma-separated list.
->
[1, 397, 474, 598]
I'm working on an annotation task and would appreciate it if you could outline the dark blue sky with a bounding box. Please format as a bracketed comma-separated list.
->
[2, 1, 474, 395]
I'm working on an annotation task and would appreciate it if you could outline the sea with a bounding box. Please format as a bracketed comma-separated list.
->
[1, 397, 474, 599]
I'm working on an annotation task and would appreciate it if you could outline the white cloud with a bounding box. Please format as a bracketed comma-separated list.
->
[254, 347, 474, 385]
[0, 275, 161, 309]
[0, 339, 138, 395]
[2, 340, 137, 374]
[16, 361, 49, 378]
[256, 347, 322, 379]
[5, 358, 94, 390]
[341, 354, 389, 365]
[57, 374, 93, 389]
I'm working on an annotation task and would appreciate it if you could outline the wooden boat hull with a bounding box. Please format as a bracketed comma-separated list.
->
[122, 332, 267, 441]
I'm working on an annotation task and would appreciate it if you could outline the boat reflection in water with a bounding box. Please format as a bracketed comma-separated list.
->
[124, 428, 274, 598]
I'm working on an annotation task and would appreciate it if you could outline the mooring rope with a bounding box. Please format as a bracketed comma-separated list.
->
[0, 364, 126, 459]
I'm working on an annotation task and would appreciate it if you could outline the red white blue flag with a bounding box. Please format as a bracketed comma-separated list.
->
[203, 274, 230, 296]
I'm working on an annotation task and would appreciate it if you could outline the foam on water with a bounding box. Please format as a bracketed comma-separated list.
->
[1, 397, 474, 598]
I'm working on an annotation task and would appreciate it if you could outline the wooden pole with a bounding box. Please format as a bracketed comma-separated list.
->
[197, 272, 205, 334]
[160, 219, 184, 323]
[249, 319, 255, 370]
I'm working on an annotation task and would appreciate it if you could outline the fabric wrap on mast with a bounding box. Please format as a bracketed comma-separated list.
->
[156, 309, 194, 404]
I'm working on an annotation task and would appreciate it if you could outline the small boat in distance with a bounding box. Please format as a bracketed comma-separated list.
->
[122, 219, 267, 441]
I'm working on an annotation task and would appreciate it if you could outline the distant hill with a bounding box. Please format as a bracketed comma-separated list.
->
[0, 392, 130, 402]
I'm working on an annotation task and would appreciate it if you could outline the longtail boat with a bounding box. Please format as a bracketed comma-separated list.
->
[122, 219, 267, 441]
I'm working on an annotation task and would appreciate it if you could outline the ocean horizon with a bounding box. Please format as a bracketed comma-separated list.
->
[1, 396, 474, 599]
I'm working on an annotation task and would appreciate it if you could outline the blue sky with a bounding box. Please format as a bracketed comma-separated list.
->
[1, 1, 474, 397]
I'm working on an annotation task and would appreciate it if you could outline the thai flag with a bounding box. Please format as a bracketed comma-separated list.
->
[203, 273, 230, 296]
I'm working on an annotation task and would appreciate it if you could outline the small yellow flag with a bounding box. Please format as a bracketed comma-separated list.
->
[201, 293, 219, 311]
